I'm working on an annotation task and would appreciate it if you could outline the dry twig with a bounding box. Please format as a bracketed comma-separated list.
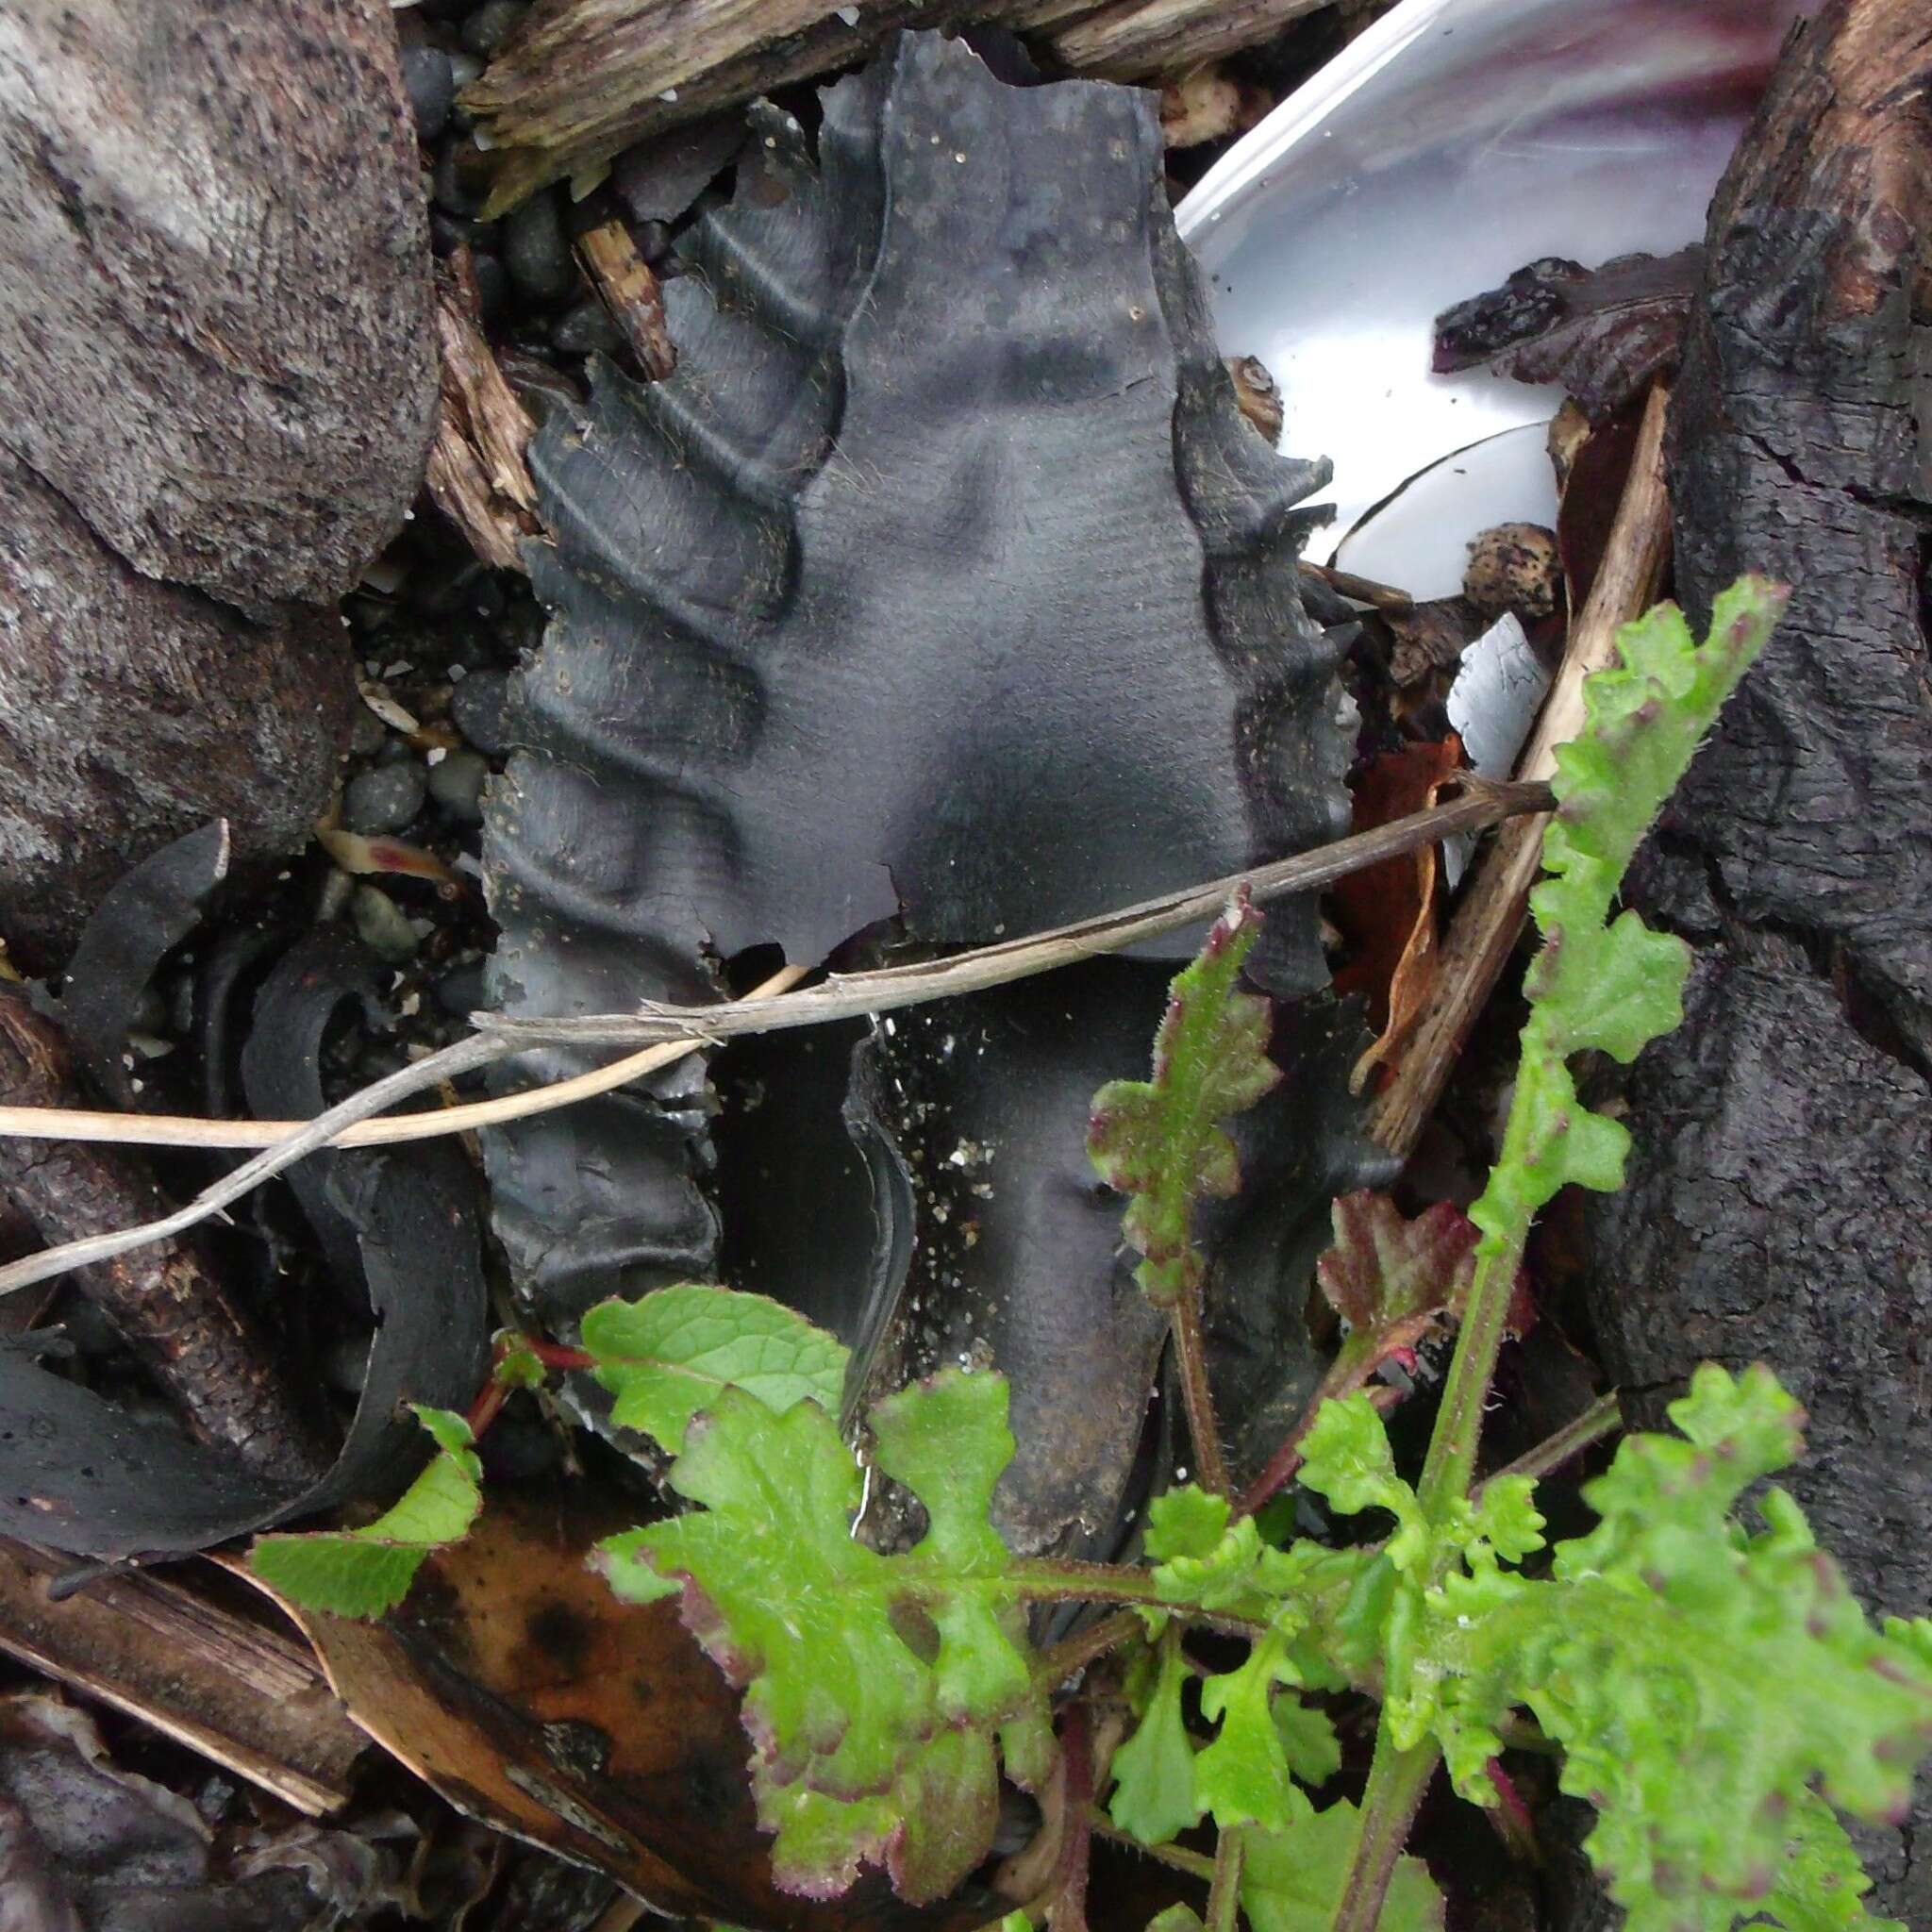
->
[0, 785, 1547, 1295]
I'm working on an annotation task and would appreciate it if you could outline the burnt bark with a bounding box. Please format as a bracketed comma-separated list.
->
[1574, 3, 1932, 1919]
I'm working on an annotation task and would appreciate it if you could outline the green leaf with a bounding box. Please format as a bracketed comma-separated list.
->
[1088, 893, 1281, 1307]
[491, 1333, 547, 1391]
[596, 1368, 1049, 1905]
[249, 1407, 482, 1619]
[1196, 1631, 1306, 1833]
[1144, 1913, 1203, 1932]
[580, 1283, 849, 1452]
[1517, 1364, 1932, 1930]
[1241, 1800, 1445, 1931]
[1468, 577, 1788, 1259]
[1108, 1632, 1202, 1846]
[1273, 1695, 1341, 1789]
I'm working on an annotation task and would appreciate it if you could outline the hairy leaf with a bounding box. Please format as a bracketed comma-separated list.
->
[1241, 1800, 1445, 1931]
[1520, 1364, 1932, 1931]
[581, 1283, 849, 1453]
[1088, 893, 1282, 1306]
[1304, 1372, 1932, 1931]
[1468, 579, 1788, 1257]
[595, 1367, 1050, 1904]
[249, 1407, 481, 1618]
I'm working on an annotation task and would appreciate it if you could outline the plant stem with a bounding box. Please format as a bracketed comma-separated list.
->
[1330, 1731, 1439, 1932]
[1172, 1284, 1231, 1498]
[1085, 1811, 1216, 1882]
[1035, 1608, 1144, 1688]
[1206, 1824, 1245, 1932]
[1416, 1237, 1524, 1516]
[1474, 1391, 1622, 1498]
[1008, 1557, 1167, 1607]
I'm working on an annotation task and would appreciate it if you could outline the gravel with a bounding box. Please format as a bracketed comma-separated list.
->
[461, 0, 526, 57]
[399, 46, 454, 144]
[503, 191, 573, 305]
[427, 748, 489, 821]
[450, 667, 510, 753]
[341, 761, 426, 834]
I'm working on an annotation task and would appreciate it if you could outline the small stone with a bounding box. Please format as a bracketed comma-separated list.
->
[432, 139, 490, 218]
[503, 190, 574, 305]
[342, 761, 426, 834]
[427, 747, 489, 821]
[351, 886, 420, 965]
[445, 49, 484, 132]
[451, 667, 510, 753]
[461, 0, 526, 57]
[1464, 523, 1561, 624]
[347, 708, 387, 758]
[399, 45, 454, 143]
[552, 299, 623, 357]
[469, 250, 508, 319]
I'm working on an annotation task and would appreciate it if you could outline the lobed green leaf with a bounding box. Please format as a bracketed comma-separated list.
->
[1088, 892, 1280, 1307]
[597, 1365, 1050, 1904]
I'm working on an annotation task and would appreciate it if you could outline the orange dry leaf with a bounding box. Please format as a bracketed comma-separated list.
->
[1329, 737, 1465, 1090]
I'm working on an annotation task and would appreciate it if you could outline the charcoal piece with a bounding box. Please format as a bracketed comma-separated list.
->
[610, 112, 746, 225]
[482, 36, 1352, 1484]
[843, 963, 1173, 1557]
[0, 0, 436, 611]
[59, 822, 230, 1107]
[1199, 996, 1398, 1494]
[0, 1147, 489, 1559]
[1573, 4, 1932, 1921]
[1432, 249, 1699, 424]
[0, 450, 356, 976]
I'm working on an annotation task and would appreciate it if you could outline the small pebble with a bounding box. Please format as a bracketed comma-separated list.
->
[469, 249, 508, 318]
[552, 299, 623, 357]
[503, 190, 574, 304]
[446, 49, 484, 132]
[461, 0, 526, 57]
[432, 139, 489, 218]
[427, 747, 489, 821]
[399, 45, 454, 143]
[451, 667, 510, 753]
[351, 885, 420, 964]
[342, 762, 426, 835]
[347, 708, 387, 758]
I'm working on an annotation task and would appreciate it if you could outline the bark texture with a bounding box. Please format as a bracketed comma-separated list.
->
[0, 0, 436, 611]
[1575, 4, 1932, 1919]
[0, 449, 355, 973]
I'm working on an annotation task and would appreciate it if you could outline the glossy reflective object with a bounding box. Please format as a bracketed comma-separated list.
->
[1176, 0, 1811, 591]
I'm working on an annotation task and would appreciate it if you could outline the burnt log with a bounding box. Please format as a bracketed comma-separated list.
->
[1574, 2, 1932, 1920]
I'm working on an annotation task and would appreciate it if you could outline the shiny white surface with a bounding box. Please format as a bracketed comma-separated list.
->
[1175, 0, 1809, 568]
